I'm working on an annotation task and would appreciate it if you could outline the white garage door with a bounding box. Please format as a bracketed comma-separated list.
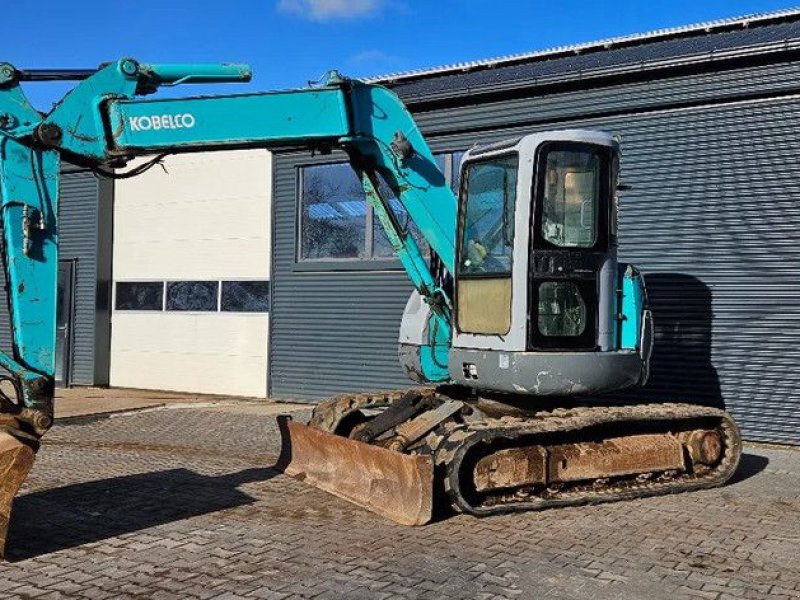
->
[111, 150, 271, 397]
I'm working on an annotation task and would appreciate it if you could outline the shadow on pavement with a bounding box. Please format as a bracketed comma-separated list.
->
[727, 453, 769, 486]
[4, 452, 772, 561]
[6, 467, 278, 561]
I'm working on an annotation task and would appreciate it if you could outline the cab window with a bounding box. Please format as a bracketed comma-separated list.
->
[541, 149, 600, 248]
[457, 154, 518, 335]
[459, 155, 519, 276]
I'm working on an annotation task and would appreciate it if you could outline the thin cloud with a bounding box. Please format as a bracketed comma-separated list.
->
[277, 0, 386, 21]
[347, 49, 405, 77]
[350, 49, 396, 64]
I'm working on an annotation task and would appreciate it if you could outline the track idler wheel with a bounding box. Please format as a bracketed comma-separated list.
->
[678, 429, 722, 466]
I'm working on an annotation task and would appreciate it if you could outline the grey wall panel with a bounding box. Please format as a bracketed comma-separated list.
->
[271, 67, 800, 444]
[590, 99, 800, 446]
[0, 170, 103, 385]
[59, 171, 102, 385]
[271, 150, 415, 400]
[93, 176, 113, 386]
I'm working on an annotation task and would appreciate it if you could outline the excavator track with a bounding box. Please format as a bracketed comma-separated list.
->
[435, 402, 741, 516]
[281, 389, 742, 524]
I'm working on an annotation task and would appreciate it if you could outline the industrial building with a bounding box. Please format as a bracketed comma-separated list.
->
[13, 9, 800, 445]
[270, 9, 800, 445]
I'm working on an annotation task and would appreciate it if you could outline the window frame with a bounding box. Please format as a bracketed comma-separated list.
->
[113, 279, 271, 314]
[114, 281, 165, 312]
[530, 278, 598, 351]
[295, 153, 460, 271]
[455, 152, 520, 281]
[453, 151, 519, 337]
[165, 280, 220, 312]
[536, 280, 588, 338]
[296, 161, 371, 264]
[531, 142, 611, 253]
[221, 280, 271, 313]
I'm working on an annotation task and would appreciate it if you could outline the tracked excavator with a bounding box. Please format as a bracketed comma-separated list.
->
[0, 59, 741, 553]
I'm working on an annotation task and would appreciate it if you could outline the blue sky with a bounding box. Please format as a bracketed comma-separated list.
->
[2, 0, 797, 111]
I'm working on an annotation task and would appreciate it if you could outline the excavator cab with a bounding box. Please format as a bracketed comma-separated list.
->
[400, 130, 652, 397]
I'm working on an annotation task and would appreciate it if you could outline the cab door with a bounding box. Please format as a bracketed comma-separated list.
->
[455, 154, 519, 337]
[528, 143, 611, 351]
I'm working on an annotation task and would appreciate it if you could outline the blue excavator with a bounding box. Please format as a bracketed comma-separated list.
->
[0, 59, 741, 552]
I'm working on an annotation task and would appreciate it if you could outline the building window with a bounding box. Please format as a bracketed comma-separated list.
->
[221, 281, 270, 312]
[299, 154, 458, 262]
[300, 163, 367, 260]
[166, 281, 219, 312]
[115, 280, 269, 313]
[115, 282, 163, 311]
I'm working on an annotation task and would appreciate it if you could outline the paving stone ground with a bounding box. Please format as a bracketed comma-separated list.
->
[0, 402, 798, 599]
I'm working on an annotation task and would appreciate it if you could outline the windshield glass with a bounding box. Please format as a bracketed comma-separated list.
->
[459, 155, 519, 276]
[541, 149, 600, 248]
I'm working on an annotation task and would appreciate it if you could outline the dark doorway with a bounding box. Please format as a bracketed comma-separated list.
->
[55, 260, 75, 387]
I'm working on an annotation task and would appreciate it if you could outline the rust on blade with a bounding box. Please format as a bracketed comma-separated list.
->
[276, 416, 434, 526]
[548, 433, 685, 483]
[0, 432, 35, 559]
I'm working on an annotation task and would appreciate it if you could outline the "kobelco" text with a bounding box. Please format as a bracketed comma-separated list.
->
[128, 113, 196, 132]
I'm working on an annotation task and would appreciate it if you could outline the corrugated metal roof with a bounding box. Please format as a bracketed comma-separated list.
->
[371, 8, 800, 100]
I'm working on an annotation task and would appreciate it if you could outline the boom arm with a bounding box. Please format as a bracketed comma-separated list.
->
[0, 58, 457, 429]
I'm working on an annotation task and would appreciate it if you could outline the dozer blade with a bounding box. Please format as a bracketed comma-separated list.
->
[276, 416, 434, 526]
[0, 432, 36, 558]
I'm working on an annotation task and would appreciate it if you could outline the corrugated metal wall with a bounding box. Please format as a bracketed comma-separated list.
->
[586, 97, 800, 445]
[61, 171, 108, 385]
[0, 169, 107, 386]
[271, 64, 800, 444]
[270, 151, 415, 397]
